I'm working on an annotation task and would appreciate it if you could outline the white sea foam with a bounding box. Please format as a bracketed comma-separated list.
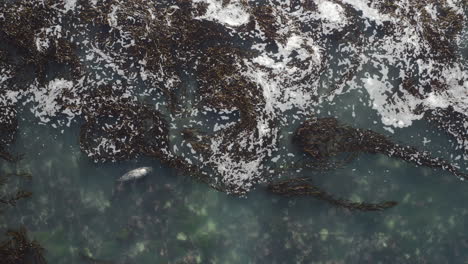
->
[1, 0, 466, 192]
[193, 0, 250, 27]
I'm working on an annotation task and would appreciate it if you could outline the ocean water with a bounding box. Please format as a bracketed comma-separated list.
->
[0, 1, 467, 263]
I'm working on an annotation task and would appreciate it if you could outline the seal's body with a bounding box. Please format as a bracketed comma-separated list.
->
[117, 167, 153, 182]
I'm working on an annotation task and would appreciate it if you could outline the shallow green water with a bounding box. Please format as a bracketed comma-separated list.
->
[2, 88, 468, 264]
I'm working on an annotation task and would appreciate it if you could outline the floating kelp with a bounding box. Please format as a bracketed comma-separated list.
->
[0, 0, 466, 201]
[0, 105, 45, 263]
[267, 116, 466, 211]
[79, 101, 170, 163]
[425, 107, 468, 158]
[268, 178, 397, 211]
[0, 121, 45, 263]
[294, 117, 468, 181]
[0, 227, 46, 264]
[0, 159, 43, 263]
[0, 188, 32, 208]
[0, 169, 32, 215]
[0, 103, 32, 208]
[76, 0, 236, 114]
[0, 1, 467, 263]
[373, 0, 464, 62]
[0, 107, 18, 163]
[0, 1, 81, 84]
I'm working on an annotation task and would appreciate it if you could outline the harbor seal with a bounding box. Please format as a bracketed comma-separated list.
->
[117, 167, 153, 182]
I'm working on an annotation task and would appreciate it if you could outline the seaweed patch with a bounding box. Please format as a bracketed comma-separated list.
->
[0, 0, 466, 201]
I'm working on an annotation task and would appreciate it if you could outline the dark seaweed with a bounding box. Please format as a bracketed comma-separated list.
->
[294, 117, 468, 181]
[0, 227, 46, 264]
[268, 177, 397, 211]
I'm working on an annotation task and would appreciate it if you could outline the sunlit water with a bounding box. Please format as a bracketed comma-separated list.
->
[2, 87, 468, 264]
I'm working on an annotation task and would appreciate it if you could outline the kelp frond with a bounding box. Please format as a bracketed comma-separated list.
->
[268, 178, 397, 211]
